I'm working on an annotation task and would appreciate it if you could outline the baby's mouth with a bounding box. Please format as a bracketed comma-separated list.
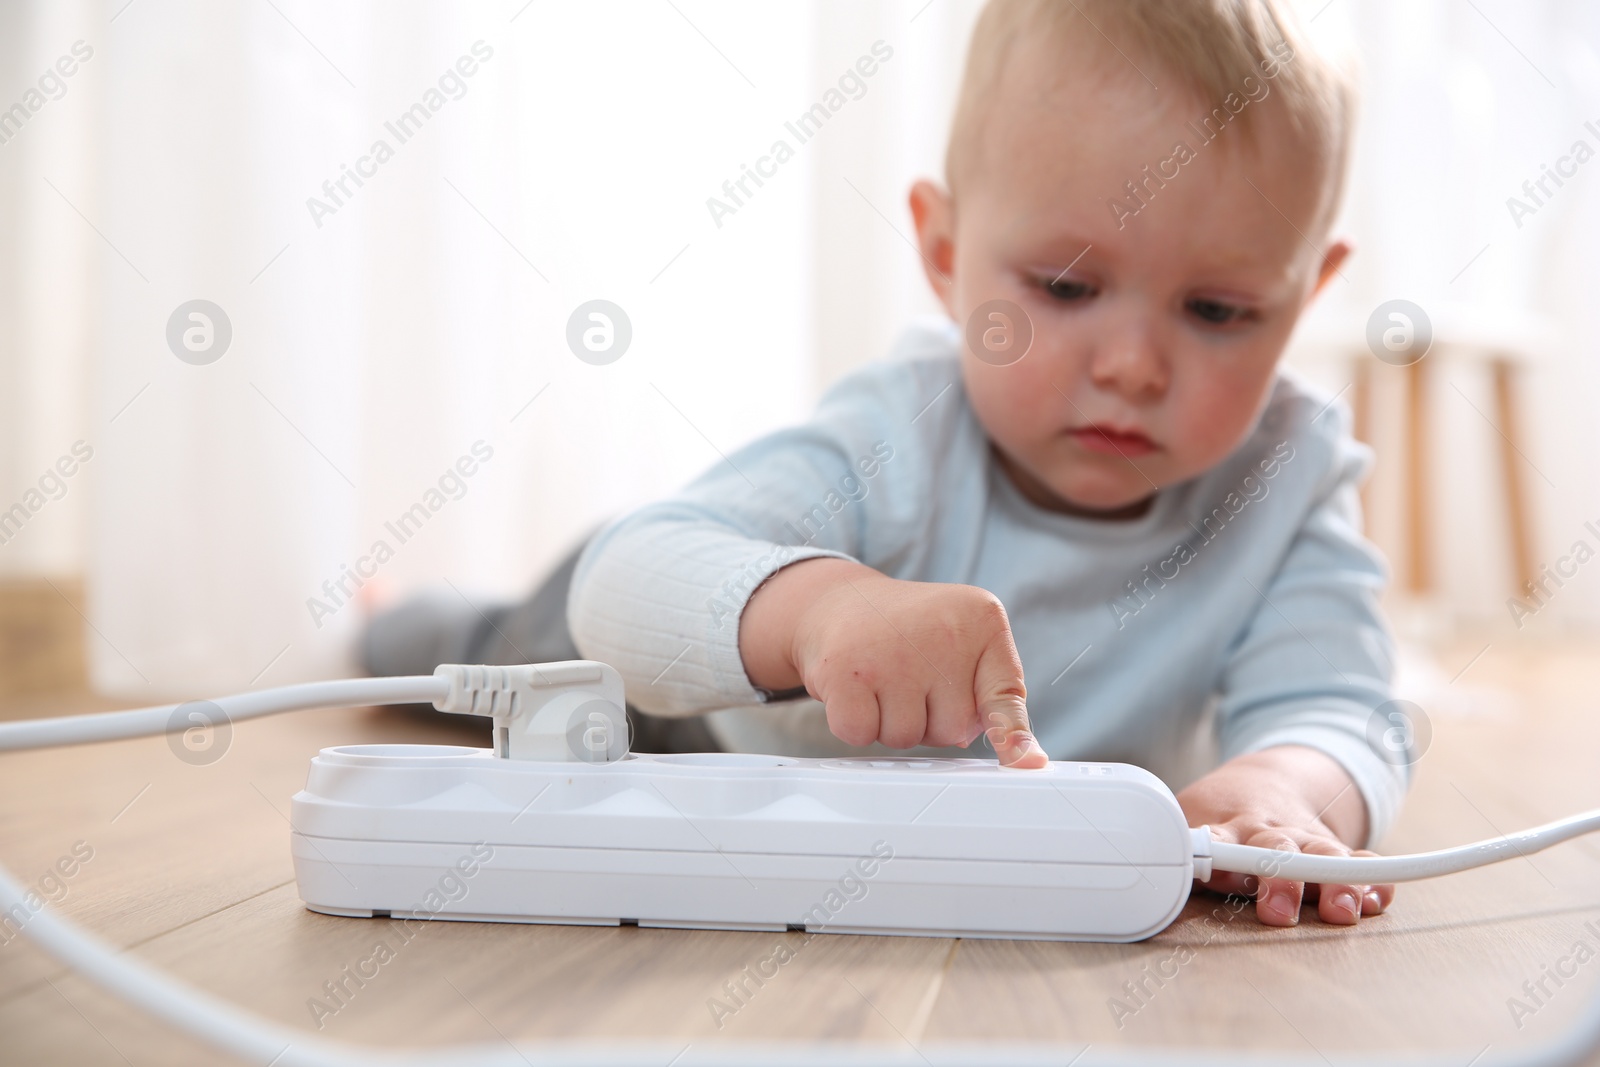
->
[1067, 424, 1158, 458]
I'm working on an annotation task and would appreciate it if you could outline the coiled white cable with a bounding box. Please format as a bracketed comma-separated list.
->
[0, 861, 529, 1067]
[3, 674, 1600, 1067]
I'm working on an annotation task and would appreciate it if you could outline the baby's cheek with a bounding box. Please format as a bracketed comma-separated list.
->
[965, 362, 1050, 445]
[1169, 376, 1277, 472]
[1170, 416, 1246, 476]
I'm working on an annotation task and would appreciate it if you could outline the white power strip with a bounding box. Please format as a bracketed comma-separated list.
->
[291, 746, 1195, 942]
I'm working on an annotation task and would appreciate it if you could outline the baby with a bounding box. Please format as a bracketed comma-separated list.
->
[566, 0, 1407, 929]
[373, 0, 1406, 928]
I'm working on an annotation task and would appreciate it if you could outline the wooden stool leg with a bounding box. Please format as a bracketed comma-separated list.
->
[1405, 357, 1430, 595]
[1350, 357, 1373, 527]
[1491, 357, 1537, 596]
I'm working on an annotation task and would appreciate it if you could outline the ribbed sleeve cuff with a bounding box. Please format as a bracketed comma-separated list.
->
[699, 544, 855, 707]
[570, 524, 857, 717]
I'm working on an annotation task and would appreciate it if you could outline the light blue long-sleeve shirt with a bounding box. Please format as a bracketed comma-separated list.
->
[569, 320, 1407, 848]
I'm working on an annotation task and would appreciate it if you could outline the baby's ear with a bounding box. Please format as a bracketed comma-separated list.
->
[908, 179, 957, 310]
[1310, 237, 1354, 301]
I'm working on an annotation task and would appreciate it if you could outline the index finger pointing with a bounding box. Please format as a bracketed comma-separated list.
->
[975, 630, 1047, 769]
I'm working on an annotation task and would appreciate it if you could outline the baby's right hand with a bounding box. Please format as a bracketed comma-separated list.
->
[738, 558, 1048, 767]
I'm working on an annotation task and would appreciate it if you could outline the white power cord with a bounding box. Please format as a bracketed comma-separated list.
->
[1192, 811, 1600, 884]
[4, 672, 1600, 1067]
[0, 676, 447, 751]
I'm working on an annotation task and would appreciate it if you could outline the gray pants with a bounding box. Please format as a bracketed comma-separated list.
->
[360, 538, 721, 754]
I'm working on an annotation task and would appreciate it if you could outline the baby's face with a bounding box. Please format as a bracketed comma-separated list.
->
[913, 48, 1347, 514]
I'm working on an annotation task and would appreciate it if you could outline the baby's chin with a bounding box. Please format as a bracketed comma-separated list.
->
[1039, 475, 1160, 518]
[996, 446, 1163, 518]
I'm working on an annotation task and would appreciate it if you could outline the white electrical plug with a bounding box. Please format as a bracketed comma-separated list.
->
[431, 661, 628, 763]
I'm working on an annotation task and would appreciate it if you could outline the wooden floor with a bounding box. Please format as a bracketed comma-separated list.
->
[1, 637, 1598, 1065]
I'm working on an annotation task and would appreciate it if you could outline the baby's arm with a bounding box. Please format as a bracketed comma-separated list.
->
[568, 356, 1040, 764]
[1195, 399, 1408, 927]
[567, 371, 906, 720]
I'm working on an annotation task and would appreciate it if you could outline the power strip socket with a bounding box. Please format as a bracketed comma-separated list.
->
[291, 745, 1195, 942]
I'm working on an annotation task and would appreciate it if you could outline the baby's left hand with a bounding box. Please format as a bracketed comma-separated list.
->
[1175, 745, 1395, 927]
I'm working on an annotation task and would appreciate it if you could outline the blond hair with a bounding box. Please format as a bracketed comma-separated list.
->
[945, 0, 1356, 230]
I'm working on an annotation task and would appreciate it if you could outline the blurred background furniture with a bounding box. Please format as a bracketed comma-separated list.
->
[1340, 306, 1558, 599]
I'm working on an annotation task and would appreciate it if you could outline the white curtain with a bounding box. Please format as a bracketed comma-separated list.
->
[5, 1, 817, 696]
[0, 0, 97, 583]
[1, 0, 1596, 700]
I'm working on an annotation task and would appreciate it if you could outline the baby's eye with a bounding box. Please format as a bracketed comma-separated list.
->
[1043, 276, 1095, 302]
[1186, 298, 1252, 325]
